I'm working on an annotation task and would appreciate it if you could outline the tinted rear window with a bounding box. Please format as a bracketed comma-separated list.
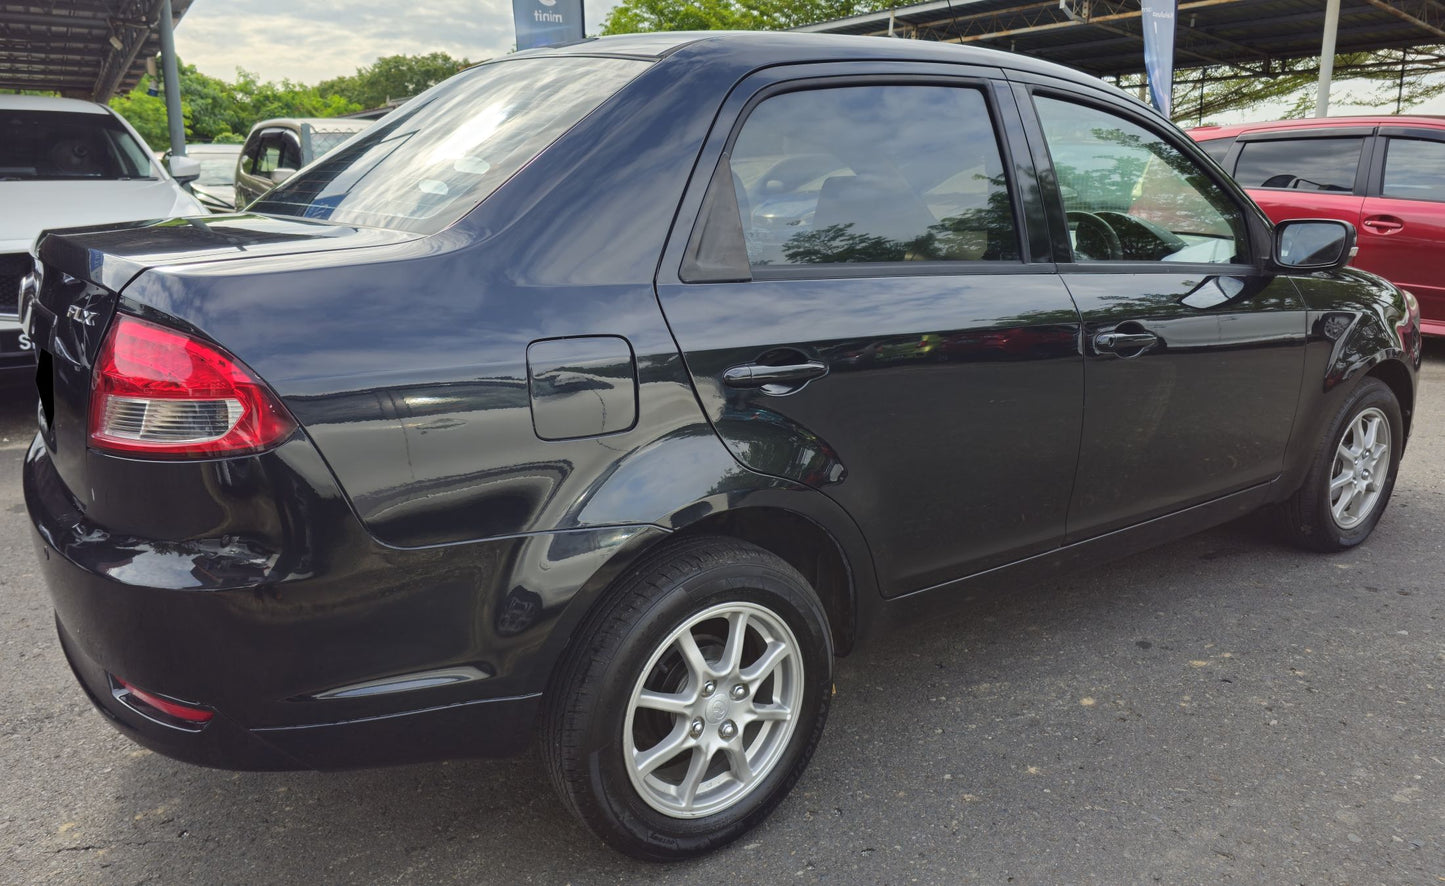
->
[251, 57, 648, 234]
[1234, 137, 1363, 192]
[0, 110, 153, 181]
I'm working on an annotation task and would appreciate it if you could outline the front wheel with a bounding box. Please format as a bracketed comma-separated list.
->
[1279, 376, 1403, 551]
[544, 537, 833, 860]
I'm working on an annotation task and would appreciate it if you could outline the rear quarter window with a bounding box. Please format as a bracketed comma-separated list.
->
[1194, 137, 1235, 166]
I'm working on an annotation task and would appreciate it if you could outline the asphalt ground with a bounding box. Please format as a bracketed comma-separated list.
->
[1, 346, 1442, 886]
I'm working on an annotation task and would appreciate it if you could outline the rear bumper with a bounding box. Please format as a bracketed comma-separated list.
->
[24, 432, 665, 771]
[57, 615, 541, 771]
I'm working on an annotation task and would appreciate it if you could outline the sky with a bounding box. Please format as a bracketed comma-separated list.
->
[174, 0, 622, 84]
[172, 1, 1443, 120]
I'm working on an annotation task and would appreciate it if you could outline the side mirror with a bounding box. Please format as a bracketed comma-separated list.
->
[168, 155, 201, 184]
[1273, 219, 1356, 272]
[270, 167, 297, 184]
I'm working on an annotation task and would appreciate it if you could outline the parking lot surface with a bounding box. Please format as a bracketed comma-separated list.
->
[2, 347, 1442, 885]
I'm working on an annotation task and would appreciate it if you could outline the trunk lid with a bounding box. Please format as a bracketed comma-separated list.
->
[24, 213, 418, 499]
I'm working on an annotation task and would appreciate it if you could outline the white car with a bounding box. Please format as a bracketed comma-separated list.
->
[0, 95, 204, 381]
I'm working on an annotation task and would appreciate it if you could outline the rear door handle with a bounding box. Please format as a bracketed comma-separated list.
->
[723, 361, 828, 388]
[1094, 331, 1159, 354]
[1362, 215, 1404, 234]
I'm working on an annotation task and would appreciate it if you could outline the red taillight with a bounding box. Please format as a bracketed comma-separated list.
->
[89, 314, 295, 457]
[114, 678, 214, 724]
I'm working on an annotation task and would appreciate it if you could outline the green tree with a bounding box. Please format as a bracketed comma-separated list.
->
[1134, 47, 1445, 125]
[109, 86, 176, 149]
[110, 60, 362, 150]
[317, 52, 471, 109]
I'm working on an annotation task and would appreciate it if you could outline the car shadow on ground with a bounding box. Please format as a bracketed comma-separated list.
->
[74, 514, 1301, 883]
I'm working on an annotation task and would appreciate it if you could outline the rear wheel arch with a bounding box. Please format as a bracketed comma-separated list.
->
[668, 507, 858, 656]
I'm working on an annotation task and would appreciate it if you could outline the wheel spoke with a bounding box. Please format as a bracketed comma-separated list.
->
[1360, 416, 1379, 451]
[1330, 469, 1354, 492]
[636, 687, 694, 716]
[740, 639, 789, 684]
[749, 701, 792, 721]
[677, 746, 712, 807]
[1332, 484, 1356, 520]
[634, 723, 691, 777]
[1336, 438, 1359, 463]
[719, 610, 749, 675]
[723, 744, 755, 786]
[675, 629, 713, 681]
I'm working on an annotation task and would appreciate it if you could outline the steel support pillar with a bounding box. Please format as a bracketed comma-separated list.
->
[1315, 0, 1340, 117]
[159, 0, 186, 155]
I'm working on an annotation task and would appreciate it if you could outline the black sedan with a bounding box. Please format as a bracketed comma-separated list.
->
[20, 32, 1420, 860]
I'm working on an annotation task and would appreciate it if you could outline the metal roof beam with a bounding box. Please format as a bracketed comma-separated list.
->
[946, 0, 1246, 44]
[90, 0, 164, 102]
[1361, 0, 1445, 40]
[0, 12, 112, 31]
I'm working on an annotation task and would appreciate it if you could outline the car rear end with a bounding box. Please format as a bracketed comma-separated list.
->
[19, 49, 676, 773]
[19, 227, 558, 770]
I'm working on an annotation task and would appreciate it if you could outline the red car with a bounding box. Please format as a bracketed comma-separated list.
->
[1189, 115, 1445, 335]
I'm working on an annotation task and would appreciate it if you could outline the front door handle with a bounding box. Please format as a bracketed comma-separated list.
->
[1094, 331, 1159, 354]
[1362, 215, 1404, 234]
[723, 361, 828, 388]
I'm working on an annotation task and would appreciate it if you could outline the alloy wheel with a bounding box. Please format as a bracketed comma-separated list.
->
[622, 601, 804, 819]
[1329, 406, 1392, 530]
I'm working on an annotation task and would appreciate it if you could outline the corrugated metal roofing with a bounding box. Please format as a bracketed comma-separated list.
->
[0, 0, 195, 101]
[797, 0, 1445, 77]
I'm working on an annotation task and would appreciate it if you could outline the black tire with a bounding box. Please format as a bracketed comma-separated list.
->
[1279, 376, 1403, 552]
[543, 536, 833, 861]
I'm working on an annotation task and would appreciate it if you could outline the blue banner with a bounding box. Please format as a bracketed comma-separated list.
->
[513, 0, 585, 51]
[1141, 0, 1176, 117]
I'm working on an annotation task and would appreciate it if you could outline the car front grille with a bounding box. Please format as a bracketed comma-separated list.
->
[0, 252, 32, 317]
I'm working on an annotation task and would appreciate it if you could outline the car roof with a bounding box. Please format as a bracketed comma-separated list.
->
[0, 94, 111, 115]
[521, 31, 1130, 99]
[1187, 115, 1445, 140]
[245, 117, 373, 135]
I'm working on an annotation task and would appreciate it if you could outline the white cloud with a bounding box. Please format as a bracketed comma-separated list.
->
[174, 0, 622, 84]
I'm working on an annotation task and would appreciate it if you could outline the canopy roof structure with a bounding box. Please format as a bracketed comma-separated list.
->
[797, 0, 1445, 78]
[0, 0, 195, 102]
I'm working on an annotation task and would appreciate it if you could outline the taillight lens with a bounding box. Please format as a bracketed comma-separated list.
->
[90, 314, 295, 457]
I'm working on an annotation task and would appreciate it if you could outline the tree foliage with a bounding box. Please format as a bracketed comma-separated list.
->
[601, 0, 885, 34]
[110, 61, 364, 149]
[316, 52, 472, 109]
[1131, 47, 1445, 125]
[105, 52, 470, 151]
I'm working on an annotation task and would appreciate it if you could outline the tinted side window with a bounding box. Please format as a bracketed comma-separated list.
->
[279, 132, 302, 170]
[728, 85, 1020, 267]
[1234, 137, 1363, 192]
[1195, 137, 1235, 165]
[253, 133, 282, 175]
[1034, 96, 1247, 264]
[1382, 138, 1445, 202]
[239, 136, 261, 175]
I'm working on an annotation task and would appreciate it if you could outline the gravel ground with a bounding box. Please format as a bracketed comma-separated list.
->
[1, 345, 1442, 886]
